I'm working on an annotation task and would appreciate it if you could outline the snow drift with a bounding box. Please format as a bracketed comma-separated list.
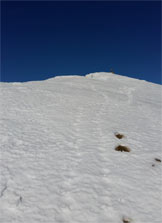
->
[0, 72, 162, 223]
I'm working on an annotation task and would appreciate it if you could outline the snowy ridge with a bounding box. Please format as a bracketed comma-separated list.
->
[0, 73, 162, 223]
[86, 72, 156, 85]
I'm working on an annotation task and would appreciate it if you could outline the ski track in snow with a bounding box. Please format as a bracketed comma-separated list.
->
[0, 72, 162, 223]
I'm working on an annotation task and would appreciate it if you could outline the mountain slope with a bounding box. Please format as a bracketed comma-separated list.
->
[0, 72, 162, 223]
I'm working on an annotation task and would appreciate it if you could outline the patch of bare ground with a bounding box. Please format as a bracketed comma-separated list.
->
[115, 145, 130, 152]
[155, 158, 161, 162]
[115, 133, 125, 139]
[152, 158, 161, 167]
[122, 217, 132, 223]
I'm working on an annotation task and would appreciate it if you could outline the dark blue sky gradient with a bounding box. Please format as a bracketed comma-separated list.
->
[1, 1, 161, 84]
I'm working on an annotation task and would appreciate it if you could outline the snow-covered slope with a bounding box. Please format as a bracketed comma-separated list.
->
[0, 72, 162, 223]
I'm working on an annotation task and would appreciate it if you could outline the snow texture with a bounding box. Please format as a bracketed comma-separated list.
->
[0, 72, 162, 223]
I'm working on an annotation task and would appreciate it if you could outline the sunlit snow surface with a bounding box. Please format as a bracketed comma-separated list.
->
[0, 72, 162, 223]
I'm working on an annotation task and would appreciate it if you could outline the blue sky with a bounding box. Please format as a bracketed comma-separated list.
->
[1, 1, 161, 84]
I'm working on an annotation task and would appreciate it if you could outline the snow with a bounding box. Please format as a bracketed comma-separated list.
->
[0, 72, 162, 223]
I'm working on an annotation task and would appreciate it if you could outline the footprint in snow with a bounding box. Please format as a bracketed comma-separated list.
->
[16, 196, 23, 206]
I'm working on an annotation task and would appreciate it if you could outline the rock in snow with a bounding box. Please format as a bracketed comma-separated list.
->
[0, 72, 162, 223]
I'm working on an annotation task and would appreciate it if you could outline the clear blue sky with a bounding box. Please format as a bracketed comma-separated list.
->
[1, 1, 161, 84]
